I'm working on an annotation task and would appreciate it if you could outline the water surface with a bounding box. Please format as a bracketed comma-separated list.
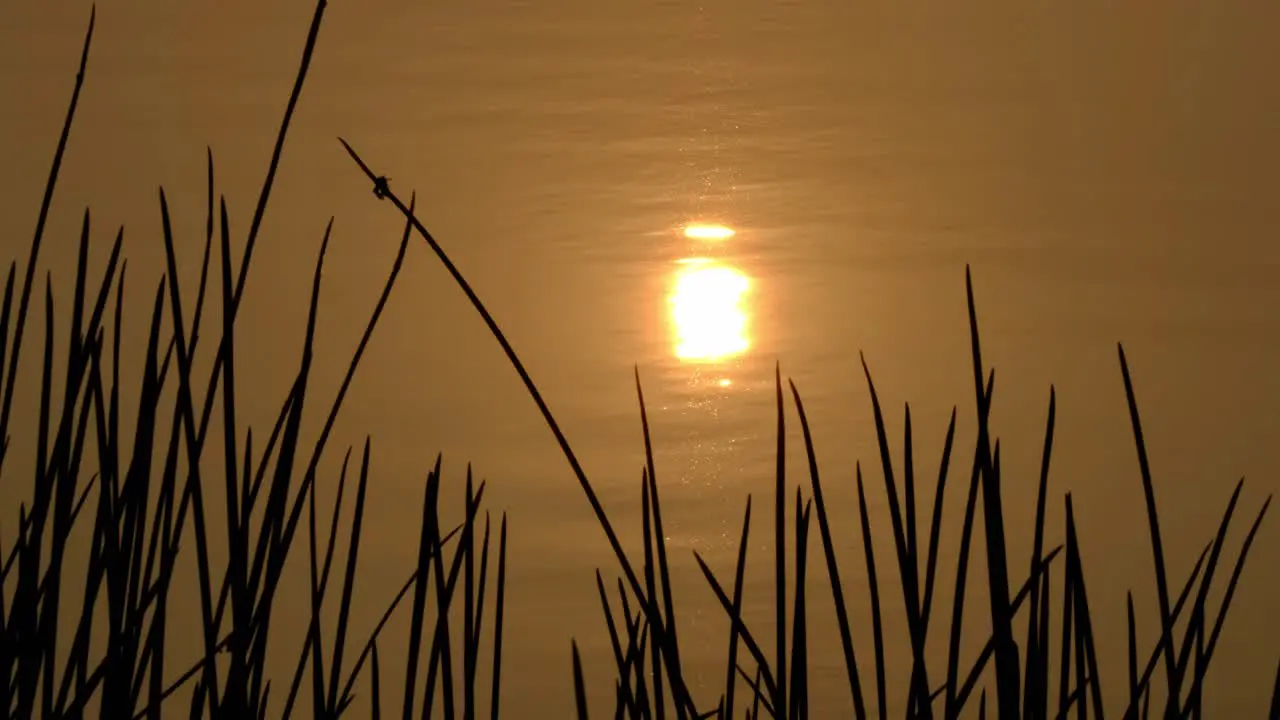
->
[2, 0, 1279, 714]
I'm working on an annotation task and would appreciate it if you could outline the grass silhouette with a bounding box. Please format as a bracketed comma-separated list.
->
[2, 3, 1277, 718]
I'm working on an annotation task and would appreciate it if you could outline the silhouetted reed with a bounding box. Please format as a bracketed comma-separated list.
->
[3, 3, 1277, 719]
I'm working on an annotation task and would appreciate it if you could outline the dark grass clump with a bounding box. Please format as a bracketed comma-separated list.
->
[1, 4, 507, 718]
[4, 3, 1278, 719]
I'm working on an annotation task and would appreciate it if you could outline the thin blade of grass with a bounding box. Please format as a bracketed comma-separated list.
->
[0, 262, 16, 404]
[751, 666, 765, 720]
[470, 513, 492, 705]
[1057, 493, 1077, 719]
[787, 493, 812, 720]
[463, 467, 477, 720]
[233, 0, 329, 309]
[1066, 495, 1105, 719]
[1118, 344, 1179, 704]
[943, 369, 993, 720]
[574, 641, 590, 720]
[1129, 594, 1139, 712]
[723, 496, 752, 720]
[180, 149, 215, 358]
[788, 379, 867, 718]
[641, 467, 663, 720]
[402, 458, 441, 719]
[371, 642, 382, 720]
[1269, 659, 1279, 720]
[920, 407, 958, 640]
[855, 465, 887, 720]
[491, 514, 509, 720]
[904, 403, 918, 596]
[773, 363, 787, 720]
[1023, 387, 1056, 719]
[637, 370, 685, 719]
[965, 267, 1019, 720]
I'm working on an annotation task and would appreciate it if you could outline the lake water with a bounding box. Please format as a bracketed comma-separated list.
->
[2, 0, 1279, 715]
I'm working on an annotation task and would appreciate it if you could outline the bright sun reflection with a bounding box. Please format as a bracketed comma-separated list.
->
[683, 224, 736, 240]
[669, 259, 751, 362]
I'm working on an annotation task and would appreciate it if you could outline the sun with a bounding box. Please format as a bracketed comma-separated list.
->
[669, 259, 751, 362]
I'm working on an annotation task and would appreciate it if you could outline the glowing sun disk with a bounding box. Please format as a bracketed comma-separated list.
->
[669, 261, 751, 362]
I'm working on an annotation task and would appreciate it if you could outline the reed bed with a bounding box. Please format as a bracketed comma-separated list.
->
[2, 3, 1277, 718]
